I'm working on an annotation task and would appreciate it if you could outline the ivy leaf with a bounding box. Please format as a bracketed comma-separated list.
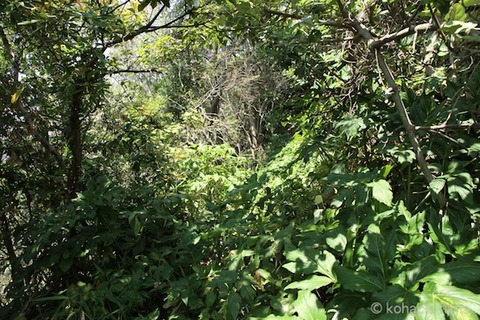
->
[293, 290, 327, 320]
[367, 179, 393, 206]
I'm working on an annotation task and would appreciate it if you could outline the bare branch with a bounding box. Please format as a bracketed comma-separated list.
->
[109, 0, 131, 14]
[145, 10, 194, 31]
[105, 5, 167, 47]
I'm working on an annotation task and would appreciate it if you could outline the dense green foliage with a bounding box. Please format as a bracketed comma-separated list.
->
[1, 0, 480, 319]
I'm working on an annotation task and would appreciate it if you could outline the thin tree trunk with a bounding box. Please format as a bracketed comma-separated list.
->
[0, 212, 18, 282]
[66, 88, 83, 200]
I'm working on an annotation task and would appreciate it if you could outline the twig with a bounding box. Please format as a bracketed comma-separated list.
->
[1, 26, 64, 167]
[414, 123, 474, 131]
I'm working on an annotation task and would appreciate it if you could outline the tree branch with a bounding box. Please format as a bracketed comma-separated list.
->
[414, 123, 475, 131]
[1, 26, 64, 167]
[14, 99, 65, 168]
[370, 23, 436, 48]
[144, 9, 194, 31]
[345, 12, 447, 208]
[105, 5, 167, 47]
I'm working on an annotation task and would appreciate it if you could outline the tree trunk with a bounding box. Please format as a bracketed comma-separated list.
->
[66, 88, 83, 200]
[0, 212, 18, 282]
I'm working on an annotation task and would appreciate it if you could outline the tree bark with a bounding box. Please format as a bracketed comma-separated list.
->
[66, 88, 83, 200]
[0, 212, 18, 282]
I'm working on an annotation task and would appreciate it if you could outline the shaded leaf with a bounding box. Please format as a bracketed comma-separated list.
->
[334, 265, 385, 292]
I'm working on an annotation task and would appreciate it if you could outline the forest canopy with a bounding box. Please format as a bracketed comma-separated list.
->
[1, 0, 479, 319]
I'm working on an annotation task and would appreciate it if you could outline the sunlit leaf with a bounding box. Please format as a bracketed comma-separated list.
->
[293, 290, 327, 320]
[367, 180, 393, 206]
[285, 275, 333, 291]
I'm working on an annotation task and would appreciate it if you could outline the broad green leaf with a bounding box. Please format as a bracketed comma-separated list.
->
[284, 248, 337, 280]
[447, 173, 474, 202]
[467, 143, 480, 157]
[335, 116, 366, 140]
[448, 307, 479, 320]
[435, 284, 480, 315]
[329, 292, 368, 319]
[418, 282, 480, 318]
[371, 284, 418, 316]
[395, 256, 439, 288]
[205, 290, 216, 307]
[429, 178, 446, 194]
[422, 259, 480, 284]
[416, 285, 445, 320]
[387, 146, 416, 164]
[227, 292, 242, 320]
[326, 232, 347, 253]
[359, 231, 396, 279]
[285, 275, 333, 291]
[293, 290, 327, 320]
[464, 0, 480, 6]
[367, 179, 393, 206]
[334, 265, 385, 292]
[448, 3, 468, 21]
